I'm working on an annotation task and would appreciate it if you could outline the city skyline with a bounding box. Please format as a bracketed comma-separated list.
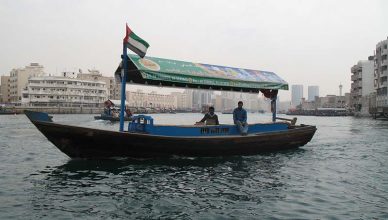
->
[0, 0, 387, 101]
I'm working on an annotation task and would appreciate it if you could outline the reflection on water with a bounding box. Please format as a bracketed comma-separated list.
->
[28, 154, 295, 219]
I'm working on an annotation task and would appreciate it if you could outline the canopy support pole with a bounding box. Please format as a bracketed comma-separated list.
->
[119, 45, 128, 132]
[271, 96, 277, 122]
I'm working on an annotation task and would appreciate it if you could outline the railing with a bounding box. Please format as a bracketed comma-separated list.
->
[28, 83, 106, 90]
[22, 91, 107, 97]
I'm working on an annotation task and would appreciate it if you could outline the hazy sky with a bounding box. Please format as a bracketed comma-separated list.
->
[0, 0, 387, 101]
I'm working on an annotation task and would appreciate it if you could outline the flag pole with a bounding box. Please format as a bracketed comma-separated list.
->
[119, 43, 128, 132]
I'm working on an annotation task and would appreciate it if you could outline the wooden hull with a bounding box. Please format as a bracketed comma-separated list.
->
[30, 120, 316, 158]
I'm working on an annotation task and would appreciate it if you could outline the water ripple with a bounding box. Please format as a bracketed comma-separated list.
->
[1, 114, 388, 219]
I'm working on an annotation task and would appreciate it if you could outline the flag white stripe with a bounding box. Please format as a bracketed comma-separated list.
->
[127, 37, 148, 53]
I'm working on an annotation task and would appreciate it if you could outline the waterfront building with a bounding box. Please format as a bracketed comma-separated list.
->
[77, 69, 121, 100]
[0, 75, 10, 103]
[291, 85, 303, 107]
[126, 90, 176, 109]
[374, 37, 388, 111]
[21, 75, 107, 107]
[308, 86, 319, 102]
[9, 63, 45, 103]
[171, 91, 192, 110]
[350, 56, 375, 114]
[317, 95, 346, 109]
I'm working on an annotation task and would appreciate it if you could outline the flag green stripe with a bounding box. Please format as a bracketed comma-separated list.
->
[129, 32, 149, 48]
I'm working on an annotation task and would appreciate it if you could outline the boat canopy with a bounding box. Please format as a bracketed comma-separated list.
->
[115, 54, 288, 93]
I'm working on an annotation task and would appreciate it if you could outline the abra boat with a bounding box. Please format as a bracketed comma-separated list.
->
[94, 99, 132, 121]
[0, 106, 18, 115]
[25, 53, 316, 158]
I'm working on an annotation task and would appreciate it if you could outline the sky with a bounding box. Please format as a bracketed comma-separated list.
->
[0, 0, 387, 101]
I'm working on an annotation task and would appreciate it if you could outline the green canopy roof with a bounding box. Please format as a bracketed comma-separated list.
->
[115, 54, 288, 93]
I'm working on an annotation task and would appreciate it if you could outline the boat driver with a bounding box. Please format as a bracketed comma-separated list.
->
[233, 101, 248, 135]
[197, 106, 219, 125]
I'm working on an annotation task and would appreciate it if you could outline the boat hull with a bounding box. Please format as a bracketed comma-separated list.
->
[30, 120, 316, 158]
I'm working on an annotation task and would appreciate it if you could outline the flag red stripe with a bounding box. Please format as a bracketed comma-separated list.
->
[123, 24, 133, 43]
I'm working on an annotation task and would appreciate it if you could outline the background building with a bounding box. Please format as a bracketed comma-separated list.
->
[374, 37, 388, 110]
[77, 69, 121, 100]
[21, 75, 107, 107]
[171, 91, 194, 110]
[126, 90, 176, 110]
[0, 75, 10, 103]
[9, 63, 45, 103]
[308, 86, 319, 102]
[291, 85, 303, 107]
[350, 56, 375, 113]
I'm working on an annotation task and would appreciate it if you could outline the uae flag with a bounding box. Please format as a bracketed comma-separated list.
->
[123, 24, 149, 58]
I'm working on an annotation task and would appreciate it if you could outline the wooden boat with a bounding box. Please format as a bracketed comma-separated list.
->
[95, 99, 131, 121]
[25, 53, 317, 158]
[25, 111, 316, 158]
[0, 107, 18, 115]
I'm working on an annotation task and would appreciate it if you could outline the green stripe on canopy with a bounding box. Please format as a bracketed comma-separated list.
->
[115, 54, 288, 93]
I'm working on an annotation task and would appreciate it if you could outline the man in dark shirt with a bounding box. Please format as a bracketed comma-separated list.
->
[233, 101, 248, 135]
[197, 106, 219, 125]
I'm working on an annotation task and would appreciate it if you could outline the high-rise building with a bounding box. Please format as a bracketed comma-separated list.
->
[374, 37, 388, 109]
[307, 86, 319, 102]
[191, 90, 213, 110]
[291, 85, 303, 107]
[350, 56, 375, 111]
[9, 63, 45, 103]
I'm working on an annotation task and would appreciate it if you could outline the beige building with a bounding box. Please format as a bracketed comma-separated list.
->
[77, 69, 121, 100]
[9, 63, 46, 103]
[1, 75, 10, 103]
[317, 95, 347, 108]
[126, 90, 176, 109]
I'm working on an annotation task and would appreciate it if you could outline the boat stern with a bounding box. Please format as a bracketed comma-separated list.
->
[24, 110, 53, 123]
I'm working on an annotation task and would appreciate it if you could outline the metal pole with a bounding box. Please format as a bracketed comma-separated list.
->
[119, 45, 128, 132]
[272, 96, 277, 122]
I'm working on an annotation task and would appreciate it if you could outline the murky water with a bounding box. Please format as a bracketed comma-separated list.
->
[0, 113, 387, 219]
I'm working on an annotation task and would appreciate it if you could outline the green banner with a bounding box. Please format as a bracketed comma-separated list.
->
[129, 54, 288, 90]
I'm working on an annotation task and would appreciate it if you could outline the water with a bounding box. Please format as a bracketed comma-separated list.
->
[0, 113, 387, 219]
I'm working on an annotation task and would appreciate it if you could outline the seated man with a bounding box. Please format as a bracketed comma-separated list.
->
[197, 106, 219, 125]
[233, 101, 248, 135]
